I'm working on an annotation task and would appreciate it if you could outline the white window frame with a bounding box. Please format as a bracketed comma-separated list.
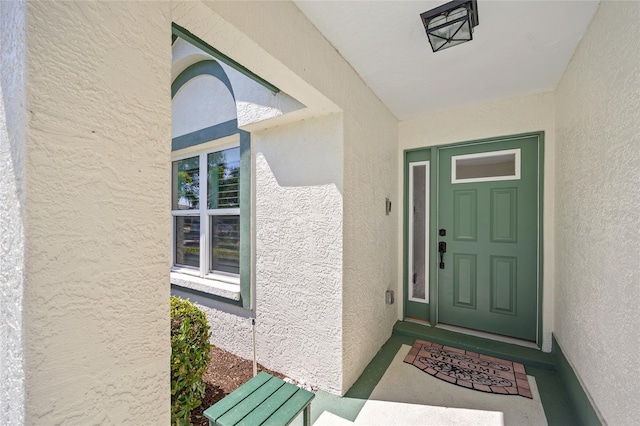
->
[171, 135, 241, 289]
[451, 148, 521, 184]
[408, 161, 430, 304]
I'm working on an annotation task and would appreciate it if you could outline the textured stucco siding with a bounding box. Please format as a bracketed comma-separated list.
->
[171, 38, 304, 132]
[23, 2, 171, 424]
[399, 93, 556, 351]
[205, 1, 399, 394]
[194, 114, 344, 394]
[254, 114, 344, 393]
[554, 2, 640, 424]
[173, 1, 399, 394]
[172, 75, 237, 137]
[0, 1, 26, 424]
[171, 9, 344, 391]
[342, 105, 399, 392]
[195, 114, 344, 393]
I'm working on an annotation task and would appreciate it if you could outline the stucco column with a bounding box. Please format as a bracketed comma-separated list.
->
[1, 1, 27, 424]
[20, 2, 172, 424]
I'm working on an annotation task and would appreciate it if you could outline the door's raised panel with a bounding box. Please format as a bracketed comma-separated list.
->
[490, 256, 517, 315]
[453, 254, 477, 309]
[453, 190, 477, 241]
[491, 188, 517, 243]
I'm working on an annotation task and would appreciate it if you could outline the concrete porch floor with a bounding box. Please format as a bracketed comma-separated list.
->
[292, 321, 581, 425]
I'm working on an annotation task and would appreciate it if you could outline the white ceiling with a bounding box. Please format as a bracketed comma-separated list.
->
[294, 0, 600, 120]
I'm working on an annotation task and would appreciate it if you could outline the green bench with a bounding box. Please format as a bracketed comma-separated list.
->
[203, 372, 315, 426]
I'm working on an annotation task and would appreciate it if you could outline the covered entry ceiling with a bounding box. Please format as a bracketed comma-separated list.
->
[294, 0, 599, 119]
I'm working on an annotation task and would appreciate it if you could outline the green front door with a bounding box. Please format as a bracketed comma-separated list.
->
[437, 136, 540, 341]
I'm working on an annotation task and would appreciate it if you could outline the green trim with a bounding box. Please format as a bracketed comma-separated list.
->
[172, 33, 177, 45]
[238, 132, 251, 308]
[402, 152, 408, 320]
[171, 66, 252, 309]
[392, 321, 585, 425]
[537, 132, 545, 347]
[172, 120, 240, 152]
[251, 324, 596, 425]
[395, 321, 555, 369]
[435, 131, 545, 150]
[171, 129, 250, 309]
[552, 335, 602, 425]
[429, 146, 438, 326]
[172, 60, 235, 100]
[172, 22, 280, 94]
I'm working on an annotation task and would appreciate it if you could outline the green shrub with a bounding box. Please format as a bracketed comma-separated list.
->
[170, 296, 211, 426]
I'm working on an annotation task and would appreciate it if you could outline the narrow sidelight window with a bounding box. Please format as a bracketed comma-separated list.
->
[409, 161, 429, 303]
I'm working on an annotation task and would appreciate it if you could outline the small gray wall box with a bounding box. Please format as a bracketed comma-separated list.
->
[385, 290, 394, 305]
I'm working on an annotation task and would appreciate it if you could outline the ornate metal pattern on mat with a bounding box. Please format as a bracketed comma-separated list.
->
[403, 339, 532, 398]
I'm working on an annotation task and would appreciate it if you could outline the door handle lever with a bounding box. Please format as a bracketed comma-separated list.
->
[438, 241, 447, 269]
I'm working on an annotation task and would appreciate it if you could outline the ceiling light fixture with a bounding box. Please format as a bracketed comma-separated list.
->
[420, 0, 479, 53]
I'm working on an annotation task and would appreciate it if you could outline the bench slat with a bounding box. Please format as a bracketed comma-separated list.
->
[262, 388, 315, 426]
[203, 372, 272, 423]
[216, 376, 285, 426]
[236, 382, 299, 426]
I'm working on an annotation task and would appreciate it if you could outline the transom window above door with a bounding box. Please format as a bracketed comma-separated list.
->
[171, 141, 241, 286]
[451, 148, 521, 183]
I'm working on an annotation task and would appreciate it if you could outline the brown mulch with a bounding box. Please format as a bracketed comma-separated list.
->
[190, 346, 286, 426]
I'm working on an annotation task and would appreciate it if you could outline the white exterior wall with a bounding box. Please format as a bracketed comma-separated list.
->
[171, 45, 345, 391]
[0, 1, 26, 424]
[171, 38, 305, 131]
[342, 102, 399, 392]
[22, 2, 171, 424]
[204, 1, 399, 395]
[172, 75, 237, 137]
[399, 93, 556, 352]
[554, 2, 640, 424]
[253, 114, 344, 393]
[173, 1, 398, 394]
[171, 16, 345, 391]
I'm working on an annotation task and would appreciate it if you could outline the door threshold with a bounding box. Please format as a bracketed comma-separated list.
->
[404, 317, 430, 326]
[435, 323, 538, 349]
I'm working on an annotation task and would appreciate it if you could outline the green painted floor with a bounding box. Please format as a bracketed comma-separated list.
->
[294, 321, 582, 425]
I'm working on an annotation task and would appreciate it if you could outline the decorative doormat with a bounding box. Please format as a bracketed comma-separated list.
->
[403, 339, 532, 398]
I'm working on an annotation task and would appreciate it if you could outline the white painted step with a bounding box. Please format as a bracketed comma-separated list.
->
[313, 411, 354, 425]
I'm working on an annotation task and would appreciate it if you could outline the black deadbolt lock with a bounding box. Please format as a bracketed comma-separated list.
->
[439, 229, 446, 236]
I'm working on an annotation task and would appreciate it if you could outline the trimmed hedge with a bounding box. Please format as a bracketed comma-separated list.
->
[170, 296, 211, 425]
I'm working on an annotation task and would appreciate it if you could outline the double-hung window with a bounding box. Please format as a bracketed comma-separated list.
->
[171, 141, 241, 287]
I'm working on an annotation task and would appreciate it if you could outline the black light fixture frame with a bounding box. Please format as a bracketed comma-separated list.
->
[420, 0, 479, 53]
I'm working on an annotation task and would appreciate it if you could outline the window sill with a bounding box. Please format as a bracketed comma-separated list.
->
[170, 272, 241, 301]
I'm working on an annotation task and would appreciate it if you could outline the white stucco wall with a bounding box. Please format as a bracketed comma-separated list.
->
[22, 2, 171, 424]
[554, 2, 640, 424]
[254, 114, 344, 393]
[399, 93, 556, 351]
[0, 1, 26, 424]
[173, 0, 399, 394]
[187, 114, 344, 394]
[203, 1, 399, 395]
[342, 102, 399, 392]
[172, 38, 305, 132]
[171, 32, 345, 391]
[172, 75, 237, 137]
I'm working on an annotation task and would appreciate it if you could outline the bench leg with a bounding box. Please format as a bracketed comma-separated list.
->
[303, 405, 311, 426]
